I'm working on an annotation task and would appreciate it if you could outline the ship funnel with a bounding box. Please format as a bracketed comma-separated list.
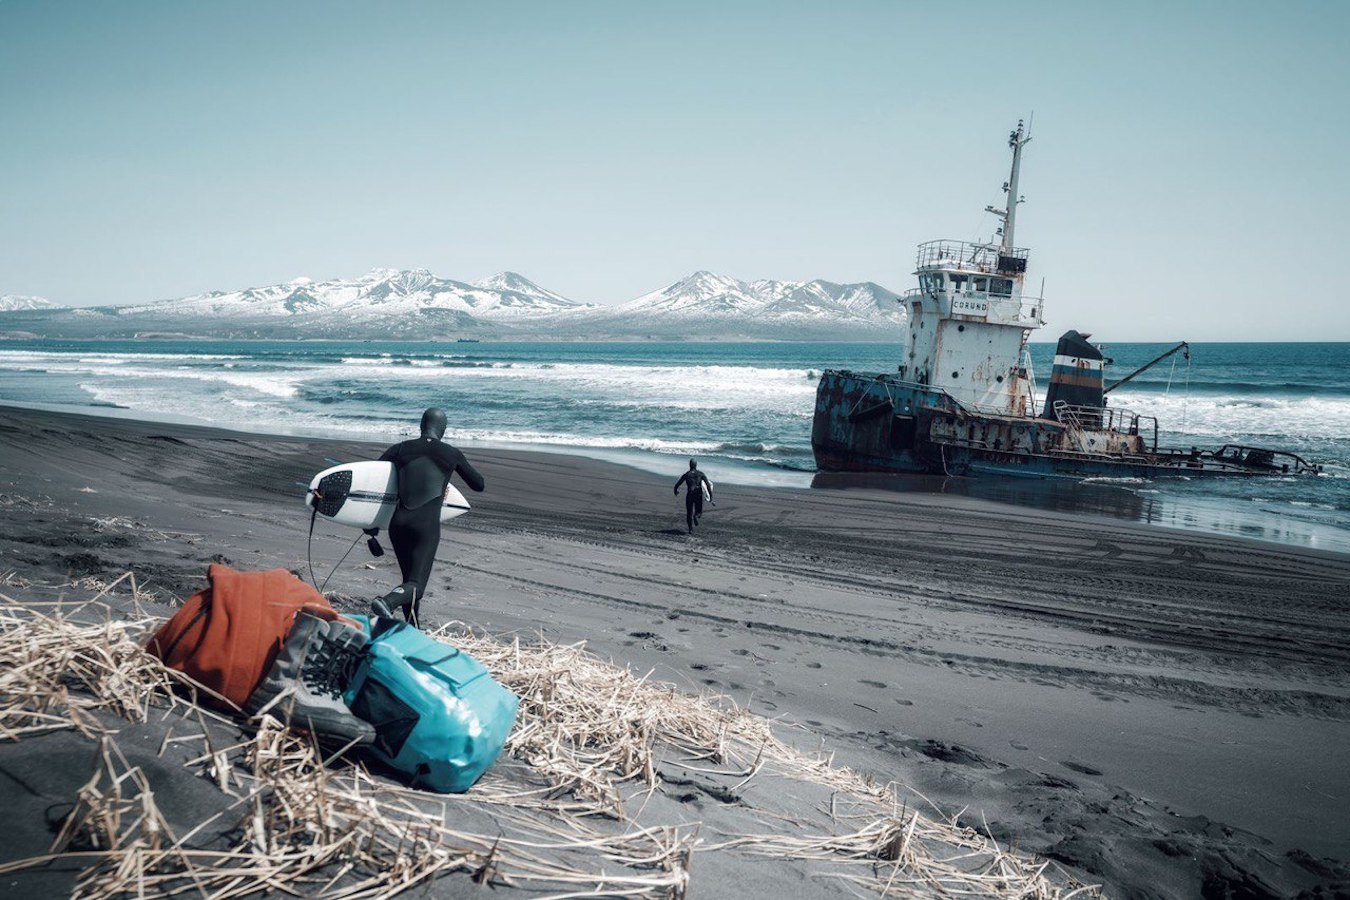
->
[1042, 330, 1105, 419]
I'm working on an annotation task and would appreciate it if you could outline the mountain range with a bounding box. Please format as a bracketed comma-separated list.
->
[0, 295, 58, 312]
[0, 269, 905, 340]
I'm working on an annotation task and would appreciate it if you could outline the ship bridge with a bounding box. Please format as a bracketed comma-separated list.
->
[898, 121, 1045, 415]
[907, 240, 1043, 328]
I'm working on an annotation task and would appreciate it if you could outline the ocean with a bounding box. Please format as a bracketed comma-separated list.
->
[2, 339, 1347, 553]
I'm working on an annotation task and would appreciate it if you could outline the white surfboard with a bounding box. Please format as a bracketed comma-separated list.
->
[701, 478, 713, 503]
[306, 460, 470, 530]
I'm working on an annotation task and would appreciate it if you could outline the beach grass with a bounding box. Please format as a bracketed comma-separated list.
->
[0, 581, 1091, 898]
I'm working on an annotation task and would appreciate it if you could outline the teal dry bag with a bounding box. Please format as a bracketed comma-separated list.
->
[344, 617, 519, 793]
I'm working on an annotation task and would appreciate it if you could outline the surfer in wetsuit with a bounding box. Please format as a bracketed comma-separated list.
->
[674, 459, 712, 534]
[369, 407, 484, 625]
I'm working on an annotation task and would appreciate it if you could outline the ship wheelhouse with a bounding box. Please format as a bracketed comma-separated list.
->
[899, 239, 1043, 416]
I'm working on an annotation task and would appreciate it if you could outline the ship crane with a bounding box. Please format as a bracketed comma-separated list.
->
[1104, 341, 1190, 395]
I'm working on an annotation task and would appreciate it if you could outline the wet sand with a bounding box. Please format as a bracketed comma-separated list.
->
[1, 405, 1347, 897]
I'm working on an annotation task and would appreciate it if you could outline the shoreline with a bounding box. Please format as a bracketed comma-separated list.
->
[2, 403, 1348, 896]
[5, 398, 1348, 559]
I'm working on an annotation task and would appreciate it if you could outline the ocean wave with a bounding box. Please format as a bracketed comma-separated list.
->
[0, 350, 247, 366]
[1081, 476, 1151, 485]
[1122, 392, 1350, 447]
[440, 429, 728, 455]
[713, 441, 813, 457]
[1116, 378, 1350, 396]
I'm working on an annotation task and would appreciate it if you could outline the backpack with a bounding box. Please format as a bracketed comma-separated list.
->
[146, 564, 346, 710]
[344, 617, 518, 793]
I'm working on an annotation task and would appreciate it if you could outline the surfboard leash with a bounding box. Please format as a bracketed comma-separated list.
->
[319, 531, 364, 594]
[306, 505, 320, 589]
[304, 503, 363, 594]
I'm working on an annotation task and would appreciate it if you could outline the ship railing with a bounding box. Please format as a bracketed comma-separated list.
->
[1053, 402, 1160, 452]
[915, 240, 1028, 273]
[1149, 444, 1322, 475]
[987, 295, 1044, 326]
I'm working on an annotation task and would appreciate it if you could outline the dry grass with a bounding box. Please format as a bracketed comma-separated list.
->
[444, 623, 1094, 898]
[0, 594, 694, 898]
[89, 515, 203, 546]
[0, 585, 1094, 898]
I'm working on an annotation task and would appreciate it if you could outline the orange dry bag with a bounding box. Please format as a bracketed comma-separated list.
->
[146, 563, 344, 710]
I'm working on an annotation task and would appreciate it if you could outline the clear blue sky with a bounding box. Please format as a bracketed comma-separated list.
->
[2, 0, 1347, 339]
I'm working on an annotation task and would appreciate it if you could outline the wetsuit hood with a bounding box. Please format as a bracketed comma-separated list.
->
[420, 407, 447, 440]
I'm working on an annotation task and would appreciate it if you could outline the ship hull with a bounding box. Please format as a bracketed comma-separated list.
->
[812, 370, 1314, 479]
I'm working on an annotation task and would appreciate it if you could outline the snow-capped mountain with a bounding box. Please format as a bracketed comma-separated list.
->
[0, 269, 905, 340]
[471, 272, 581, 312]
[618, 271, 773, 315]
[116, 268, 591, 324]
[586, 271, 904, 337]
[616, 271, 900, 320]
[0, 295, 56, 312]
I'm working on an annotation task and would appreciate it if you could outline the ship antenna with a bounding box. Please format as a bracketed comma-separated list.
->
[983, 118, 1033, 252]
[1000, 119, 1031, 253]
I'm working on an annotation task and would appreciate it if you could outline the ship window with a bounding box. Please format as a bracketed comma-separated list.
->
[949, 274, 968, 289]
[973, 277, 988, 292]
[990, 278, 1013, 295]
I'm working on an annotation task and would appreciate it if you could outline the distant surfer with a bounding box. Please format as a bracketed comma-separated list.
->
[674, 459, 713, 534]
[369, 408, 484, 624]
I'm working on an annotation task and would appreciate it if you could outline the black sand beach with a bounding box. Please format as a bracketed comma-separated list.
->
[1, 405, 1347, 898]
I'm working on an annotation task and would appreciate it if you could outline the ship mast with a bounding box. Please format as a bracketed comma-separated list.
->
[986, 119, 1032, 254]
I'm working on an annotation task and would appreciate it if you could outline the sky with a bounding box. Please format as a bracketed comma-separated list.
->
[2, 0, 1348, 340]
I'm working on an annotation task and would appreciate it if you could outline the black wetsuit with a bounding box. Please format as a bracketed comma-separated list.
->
[674, 470, 711, 532]
[378, 437, 484, 614]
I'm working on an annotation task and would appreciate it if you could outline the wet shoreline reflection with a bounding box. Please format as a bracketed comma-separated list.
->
[809, 471, 1350, 554]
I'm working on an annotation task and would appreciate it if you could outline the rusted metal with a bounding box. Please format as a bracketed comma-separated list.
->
[812, 370, 1322, 479]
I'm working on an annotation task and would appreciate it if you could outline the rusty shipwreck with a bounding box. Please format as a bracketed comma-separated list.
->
[812, 121, 1320, 479]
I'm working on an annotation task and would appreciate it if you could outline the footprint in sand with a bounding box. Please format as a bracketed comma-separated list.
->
[805, 661, 822, 669]
[859, 679, 886, 689]
[894, 698, 914, 706]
